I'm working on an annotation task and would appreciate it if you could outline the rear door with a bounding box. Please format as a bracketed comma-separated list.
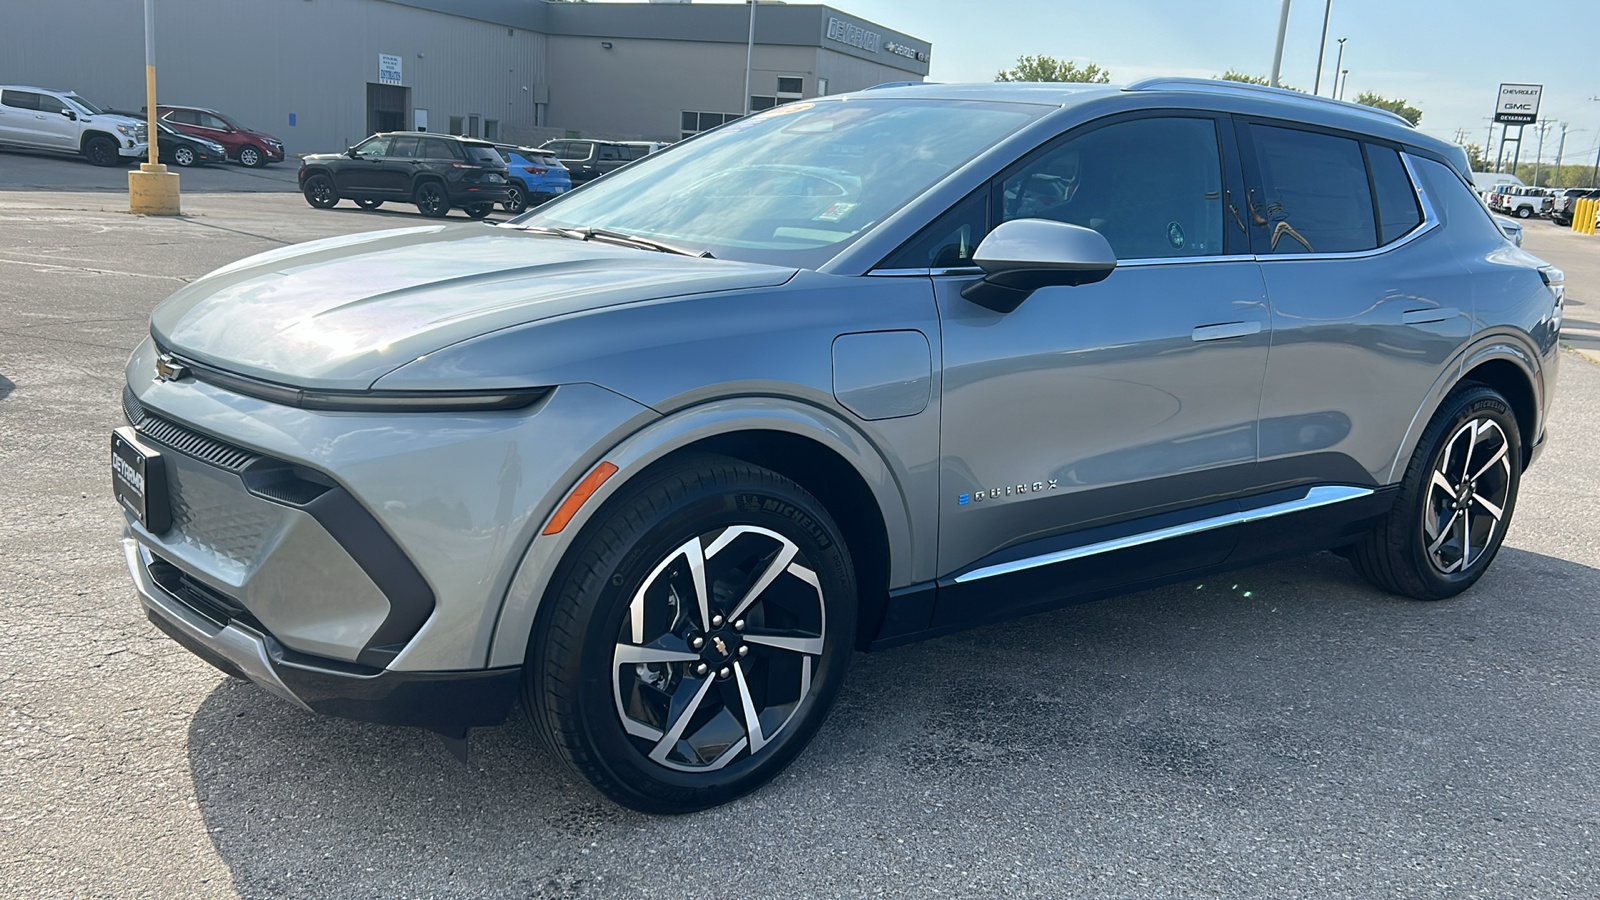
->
[0, 89, 42, 146]
[1238, 119, 1471, 491]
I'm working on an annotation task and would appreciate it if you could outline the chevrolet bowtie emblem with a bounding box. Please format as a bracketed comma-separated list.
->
[713, 636, 728, 656]
[154, 353, 189, 383]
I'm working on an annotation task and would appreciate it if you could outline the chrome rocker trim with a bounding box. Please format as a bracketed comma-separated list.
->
[953, 485, 1374, 584]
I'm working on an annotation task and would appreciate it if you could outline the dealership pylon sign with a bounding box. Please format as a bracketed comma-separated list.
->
[1495, 84, 1543, 124]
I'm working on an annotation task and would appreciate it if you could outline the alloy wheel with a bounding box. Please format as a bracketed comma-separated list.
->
[173, 147, 195, 167]
[239, 146, 261, 167]
[612, 525, 825, 773]
[1423, 417, 1512, 574]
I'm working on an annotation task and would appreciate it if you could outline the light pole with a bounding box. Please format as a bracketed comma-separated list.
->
[1313, 0, 1333, 95]
[742, 0, 756, 116]
[1330, 38, 1346, 99]
[1337, 68, 1349, 101]
[128, 0, 179, 214]
[1269, 0, 1293, 88]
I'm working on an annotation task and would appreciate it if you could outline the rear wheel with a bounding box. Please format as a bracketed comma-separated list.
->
[84, 135, 119, 167]
[1515, 206, 1532, 219]
[302, 173, 338, 209]
[354, 198, 383, 210]
[414, 181, 449, 218]
[1351, 385, 1521, 600]
[526, 455, 856, 813]
[464, 202, 493, 219]
[503, 182, 527, 214]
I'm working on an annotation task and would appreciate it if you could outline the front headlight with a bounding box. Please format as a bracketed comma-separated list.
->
[204, 140, 225, 153]
[117, 123, 137, 137]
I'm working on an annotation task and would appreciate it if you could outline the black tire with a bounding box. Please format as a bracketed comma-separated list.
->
[302, 173, 338, 209]
[1515, 206, 1532, 219]
[354, 198, 383, 210]
[237, 145, 264, 168]
[503, 182, 527, 214]
[414, 181, 449, 218]
[464, 202, 493, 219]
[172, 146, 196, 168]
[84, 135, 119, 167]
[1350, 384, 1521, 600]
[526, 454, 857, 814]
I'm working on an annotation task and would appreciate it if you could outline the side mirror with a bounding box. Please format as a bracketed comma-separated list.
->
[960, 219, 1117, 313]
[61, 109, 77, 120]
[346, 147, 359, 158]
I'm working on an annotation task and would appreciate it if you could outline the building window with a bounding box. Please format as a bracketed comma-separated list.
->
[467, 114, 480, 138]
[448, 115, 464, 136]
[680, 110, 742, 141]
[749, 96, 777, 112]
[484, 119, 499, 141]
[777, 76, 803, 95]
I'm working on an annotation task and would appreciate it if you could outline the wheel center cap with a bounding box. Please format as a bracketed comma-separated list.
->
[701, 630, 741, 665]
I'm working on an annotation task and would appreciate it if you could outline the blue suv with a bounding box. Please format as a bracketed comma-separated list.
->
[494, 144, 571, 213]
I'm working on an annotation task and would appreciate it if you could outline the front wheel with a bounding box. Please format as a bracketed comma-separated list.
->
[414, 181, 449, 218]
[302, 173, 338, 209]
[172, 146, 196, 167]
[1351, 384, 1521, 600]
[84, 135, 119, 167]
[526, 455, 857, 813]
[237, 145, 264, 168]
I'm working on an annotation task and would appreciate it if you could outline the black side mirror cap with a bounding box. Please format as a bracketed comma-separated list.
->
[960, 219, 1117, 313]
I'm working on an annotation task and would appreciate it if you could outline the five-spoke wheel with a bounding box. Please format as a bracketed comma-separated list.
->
[526, 455, 855, 813]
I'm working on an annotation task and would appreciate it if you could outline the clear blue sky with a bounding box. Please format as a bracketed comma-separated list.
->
[799, 0, 1600, 166]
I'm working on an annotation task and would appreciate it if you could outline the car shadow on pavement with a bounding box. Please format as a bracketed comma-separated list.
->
[186, 545, 1600, 897]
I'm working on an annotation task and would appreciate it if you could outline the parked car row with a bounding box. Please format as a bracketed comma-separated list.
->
[1550, 187, 1600, 227]
[0, 83, 284, 170]
[296, 132, 677, 218]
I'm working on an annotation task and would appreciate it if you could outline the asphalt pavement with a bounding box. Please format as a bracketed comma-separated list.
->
[3, 173, 1600, 899]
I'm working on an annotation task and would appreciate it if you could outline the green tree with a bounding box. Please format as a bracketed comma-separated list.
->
[1463, 143, 1486, 171]
[995, 56, 1110, 83]
[1354, 91, 1422, 126]
[1217, 70, 1302, 92]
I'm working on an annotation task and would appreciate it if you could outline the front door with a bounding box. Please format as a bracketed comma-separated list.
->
[338, 135, 392, 195]
[933, 114, 1269, 623]
[33, 94, 80, 150]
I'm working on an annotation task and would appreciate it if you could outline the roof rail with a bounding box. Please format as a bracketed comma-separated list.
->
[1122, 76, 1414, 128]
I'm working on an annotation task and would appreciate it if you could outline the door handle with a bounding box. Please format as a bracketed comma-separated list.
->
[1401, 307, 1459, 325]
[1192, 321, 1261, 342]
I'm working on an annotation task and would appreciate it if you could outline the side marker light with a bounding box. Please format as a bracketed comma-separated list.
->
[542, 462, 620, 535]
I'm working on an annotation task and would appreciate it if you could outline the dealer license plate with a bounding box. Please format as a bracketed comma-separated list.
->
[112, 427, 171, 534]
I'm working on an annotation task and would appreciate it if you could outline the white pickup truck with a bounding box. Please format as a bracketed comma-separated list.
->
[0, 85, 148, 166]
[1499, 185, 1553, 219]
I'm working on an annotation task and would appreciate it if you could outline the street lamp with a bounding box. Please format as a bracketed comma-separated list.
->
[1313, 1, 1333, 96]
[742, 0, 756, 116]
[1269, 0, 1293, 88]
[1330, 38, 1346, 99]
[1337, 68, 1350, 101]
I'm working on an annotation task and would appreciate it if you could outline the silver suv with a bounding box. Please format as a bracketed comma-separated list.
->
[116, 79, 1563, 813]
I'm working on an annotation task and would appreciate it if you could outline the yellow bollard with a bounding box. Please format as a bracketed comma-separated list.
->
[1575, 198, 1588, 234]
[1578, 198, 1599, 236]
[128, 163, 180, 215]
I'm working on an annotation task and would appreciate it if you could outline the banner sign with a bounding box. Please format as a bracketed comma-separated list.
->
[1494, 83, 1542, 124]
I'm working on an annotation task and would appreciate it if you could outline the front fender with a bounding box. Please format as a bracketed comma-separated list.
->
[486, 397, 921, 669]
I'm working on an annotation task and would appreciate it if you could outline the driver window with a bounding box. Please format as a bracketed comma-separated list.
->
[999, 117, 1225, 260]
[354, 137, 391, 158]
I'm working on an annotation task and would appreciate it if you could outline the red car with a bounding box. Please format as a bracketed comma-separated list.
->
[155, 105, 284, 167]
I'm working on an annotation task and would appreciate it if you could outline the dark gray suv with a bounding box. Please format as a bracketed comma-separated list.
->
[117, 79, 1562, 813]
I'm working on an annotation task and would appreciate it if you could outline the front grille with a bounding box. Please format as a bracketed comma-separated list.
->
[123, 385, 260, 472]
[146, 555, 257, 630]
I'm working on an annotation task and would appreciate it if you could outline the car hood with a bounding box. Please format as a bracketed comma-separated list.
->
[150, 224, 797, 390]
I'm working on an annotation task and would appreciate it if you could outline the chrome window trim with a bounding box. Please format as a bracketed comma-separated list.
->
[1117, 254, 1257, 268]
[952, 485, 1374, 585]
[1250, 150, 1438, 263]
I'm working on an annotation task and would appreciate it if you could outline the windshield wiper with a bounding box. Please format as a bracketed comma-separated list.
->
[519, 224, 713, 259]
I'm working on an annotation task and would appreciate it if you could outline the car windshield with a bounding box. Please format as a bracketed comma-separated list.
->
[513, 98, 1051, 268]
[64, 94, 107, 115]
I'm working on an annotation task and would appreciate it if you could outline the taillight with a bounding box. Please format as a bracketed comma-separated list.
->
[522, 166, 547, 175]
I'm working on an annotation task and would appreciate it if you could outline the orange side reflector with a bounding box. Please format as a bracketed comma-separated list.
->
[542, 462, 620, 535]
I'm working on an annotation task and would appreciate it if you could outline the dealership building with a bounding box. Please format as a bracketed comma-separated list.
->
[0, 0, 931, 156]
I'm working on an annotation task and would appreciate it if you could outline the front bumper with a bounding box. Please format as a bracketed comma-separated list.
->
[126, 537, 520, 737]
[118, 140, 150, 159]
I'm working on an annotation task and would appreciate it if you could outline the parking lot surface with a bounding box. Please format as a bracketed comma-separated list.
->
[3, 171, 1600, 898]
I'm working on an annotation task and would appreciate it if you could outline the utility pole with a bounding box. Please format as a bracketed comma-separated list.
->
[1553, 123, 1569, 180]
[742, 0, 756, 116]
[1312, 0, 1333, 95]
[1269, 0, 1292, 88]
[1532, 119, 1551, 186]
[1485, 118, 1495, 167]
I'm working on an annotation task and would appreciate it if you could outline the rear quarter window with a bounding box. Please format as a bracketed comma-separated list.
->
[464, 145, 502, 165]
[1367, 145, 1422, 245]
